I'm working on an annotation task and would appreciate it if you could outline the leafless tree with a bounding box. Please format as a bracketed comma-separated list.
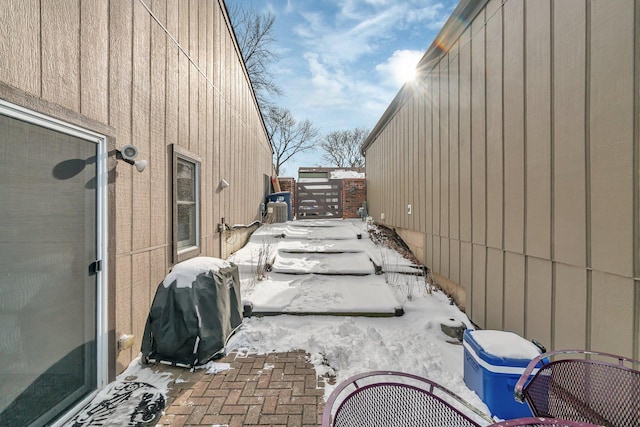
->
[320, 128, 369, 168]
[265, 106, 320, 176]
[229, 4, 282, 108]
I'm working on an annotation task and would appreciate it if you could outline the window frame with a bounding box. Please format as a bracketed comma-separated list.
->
[172, 144, 201, 263]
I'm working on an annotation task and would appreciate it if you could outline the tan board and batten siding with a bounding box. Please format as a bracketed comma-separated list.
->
[363, 0, 640, 360]
[0, 0, 273, 373]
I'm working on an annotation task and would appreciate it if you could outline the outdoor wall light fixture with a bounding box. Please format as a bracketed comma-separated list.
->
[116, 144, 147, 172]
[219, 179, 229, 189]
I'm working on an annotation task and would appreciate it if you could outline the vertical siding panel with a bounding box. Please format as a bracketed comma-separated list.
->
[460, 241, 472, 315]
[418, 93, 426, 233]
[440, 60, 450, 277]
[449, 47, 460, 241]
[440, 61, 450, 242]
[207, 0, 214, 83]
[553, 1, 586, 268]
[426, 234, 433, 269]
[486, 247, 504, 330]
[459, 38, 472, 243]
[80, 0, 109, 122]
[149, 248, 166, 303]
[503, 0, 525, 254]
[504, 252, 525, 336]
[486, 3, 503, 250]
[393, 118, 399, 223]
[554, 264, 587, 350]
[450, 239, 460, 286]
[131, 252, 150, 359]
[212, 6, 221, 255]
[198, 0, 208, 238]
[425, 78, 433, 235]
[399, 109, 404, 225]
[166, 0, 180, 254]
[389, 121, 394, 222]
[0, 0, 40, 94]
[471, 13, 486, 246]
[400, 115, 405, 224]
[411, 98, 418, 231]
[150, 0, 168, 249]
[402, 109, 408, 228]
[110, 0, 133, 255]
[115, 256, 132, 369]
[189, 1, 199, 155]
[472, 244, 487, 328]
[433, 235, 441, 274]
[206, 2, 215, 254]
[441, 237, 450, 278]
[525, 0, 551, 259]
[591, 272, 635, 357]
[166, 0, 179, 145]
[42, 0, 80, 110]
[432, 71, 441, 272]
[178, 0, 190, 149]
[222, 27, 229, 228]
[132, 0, 151, 251]
[590, 1, 634, 277]
[526, 257, 552, 346]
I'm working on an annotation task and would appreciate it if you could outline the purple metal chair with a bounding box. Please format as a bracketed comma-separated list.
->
[514, 350, 640, 427]
[322, 371, 492, 427]
[322, 371, 604, 427]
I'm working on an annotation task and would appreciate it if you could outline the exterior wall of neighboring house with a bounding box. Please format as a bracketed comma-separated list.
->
[362, 0, 640, 360]
[0, 0, 273, 380]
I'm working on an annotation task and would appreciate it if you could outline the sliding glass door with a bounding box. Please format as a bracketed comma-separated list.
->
[0, 102, 107, 426]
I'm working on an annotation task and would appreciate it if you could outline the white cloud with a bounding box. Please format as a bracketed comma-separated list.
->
[304, 52, 344, 96]
[376, 49, 423, 87]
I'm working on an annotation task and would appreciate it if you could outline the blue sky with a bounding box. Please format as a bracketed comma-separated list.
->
[227, 0, 458, 177]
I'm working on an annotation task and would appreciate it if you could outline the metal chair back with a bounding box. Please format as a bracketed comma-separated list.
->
[322, 371, 492, 427]
[514, 350, 640, 427]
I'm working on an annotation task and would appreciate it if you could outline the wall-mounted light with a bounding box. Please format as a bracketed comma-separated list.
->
[219, 179, 229, 189]
[116, 144, 147, 172]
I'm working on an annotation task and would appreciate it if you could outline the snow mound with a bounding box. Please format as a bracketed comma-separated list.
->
[163, 256, 231, 288]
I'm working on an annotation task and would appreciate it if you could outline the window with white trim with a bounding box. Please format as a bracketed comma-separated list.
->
[173, 145, 200, 262]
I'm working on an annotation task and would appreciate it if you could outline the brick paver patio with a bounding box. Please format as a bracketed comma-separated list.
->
[156, 350, 327, 427]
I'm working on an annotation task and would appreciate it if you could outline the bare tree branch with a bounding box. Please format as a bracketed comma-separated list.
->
[265, 106, 320, 175]
[229, 4, 282, 109]
[320, 128, 368, 168]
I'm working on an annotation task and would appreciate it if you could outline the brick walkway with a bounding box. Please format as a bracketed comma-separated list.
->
[156, 350, 327, 427]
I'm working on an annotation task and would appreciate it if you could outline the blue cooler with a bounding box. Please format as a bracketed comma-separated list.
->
[463, 329, 543, 420]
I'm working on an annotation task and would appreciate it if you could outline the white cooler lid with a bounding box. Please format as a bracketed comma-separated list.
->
[470, 330, 541, 359]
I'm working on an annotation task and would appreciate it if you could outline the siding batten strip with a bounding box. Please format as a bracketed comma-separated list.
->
[549, 0, 556, 350]
[522, 0, 528, 335]
[584, 0, 592, 352]
[633, 0, 640, 361]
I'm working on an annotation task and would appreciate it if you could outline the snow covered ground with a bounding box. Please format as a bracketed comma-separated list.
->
[72, 218, 550, 426]
[226, 219, 492, 417]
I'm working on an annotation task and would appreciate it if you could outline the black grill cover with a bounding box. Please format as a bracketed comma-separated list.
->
[141, 258, 242, 368]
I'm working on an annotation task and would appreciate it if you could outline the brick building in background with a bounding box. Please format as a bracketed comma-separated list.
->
[342, 178, 366, 219]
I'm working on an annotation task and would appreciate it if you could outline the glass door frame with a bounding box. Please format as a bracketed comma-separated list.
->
[0, 99, 109, 425]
